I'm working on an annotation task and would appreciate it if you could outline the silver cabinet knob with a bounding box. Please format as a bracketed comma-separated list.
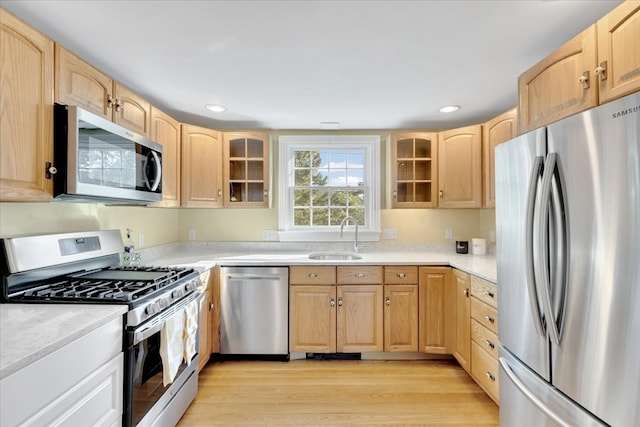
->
[484, 291, 495, 298]
[485, 315, 495, 323]
[338, 297, 343, 307]
[485, 340, 495, 349]
[308, 273, 317, 279]
[396, 273, 406, 279]
[330, 298, 335, 307]
[355, 272, 365, 278]
[385, 297, 390, 306]
[486, 372, 496, 381]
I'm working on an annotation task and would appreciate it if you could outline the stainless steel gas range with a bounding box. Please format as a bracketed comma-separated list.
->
[1, 230, 202, 427]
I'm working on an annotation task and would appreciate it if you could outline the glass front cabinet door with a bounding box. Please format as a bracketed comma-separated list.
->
[223, 132, 270, 207]
[391, 133, 438, 208]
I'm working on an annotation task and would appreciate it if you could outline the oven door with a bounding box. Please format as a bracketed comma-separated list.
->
[123, 292, 202, 427]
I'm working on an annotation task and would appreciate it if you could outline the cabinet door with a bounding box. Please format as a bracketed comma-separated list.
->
[0, 9, 54, 201]
[197, 269, 212, 372]
[596, 1, 640, 103]
[55, 44, 113, 120]
[290, 285, 337, 353]
[518, 25, 597, 134]
[452, 269, 471, 372]
[150, 107, 181, 207]
[483, 108, 517, 208]
[391, 132, 438, 208]
[384, 284, 418, 352]
[438, 125, 482, 208]
[181, 124, 223, 207]
[418, 267, 453, 354]
[337, 285, 383, 352]
[113, 83, 150, 137]
[222, 132, 269, 207]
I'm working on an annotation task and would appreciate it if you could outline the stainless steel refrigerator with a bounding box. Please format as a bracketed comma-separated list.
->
[495, 91, 639, 427]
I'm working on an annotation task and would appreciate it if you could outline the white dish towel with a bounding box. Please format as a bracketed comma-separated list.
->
[183, 299, 200, 365]
[160, 309, 185, 386]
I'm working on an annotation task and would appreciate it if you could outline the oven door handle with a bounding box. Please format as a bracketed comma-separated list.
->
[134, 322, 164, 345]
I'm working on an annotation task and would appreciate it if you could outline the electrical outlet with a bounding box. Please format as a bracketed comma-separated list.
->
[445, 228, 453, 240]
[382, 228, 398, 240]
[489, 230, 496, 242]
[138, 233, 144, 248]
[188, 229, 196, 241]
[262, 229, 278, 241]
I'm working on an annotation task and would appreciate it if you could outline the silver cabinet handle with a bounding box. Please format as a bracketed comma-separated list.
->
[463, 288, 469, 297]
[484, 291, 494, 298]
[578, 71, 590, 89]
[337, 297, 343, 307]
[355, 272, 365, 278]
[594, 61, 607, 81]
[485, 340, 495, 349]
[392, 190, 397, 198]
[385, 297, 390, 306]
[486, 372, 496, 382]
[330, 298, 335, 307]
[439, 190, 444, 198]
[308, 273, 317, 279]
[107, 94, 114, 109]
[396, 272, 405, 279]
[485, 315, 495, 323]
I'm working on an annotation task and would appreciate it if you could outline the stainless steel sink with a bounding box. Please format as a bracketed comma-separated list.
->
[308, 252, 363, 261]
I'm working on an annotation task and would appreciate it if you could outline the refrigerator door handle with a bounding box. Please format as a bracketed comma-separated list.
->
[537, 153, 562, 345]
[499, 357, 572, 427]
[525, 155, 546, 337]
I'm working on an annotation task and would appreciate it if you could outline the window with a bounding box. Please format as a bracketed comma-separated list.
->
[278, 135, 380, 241]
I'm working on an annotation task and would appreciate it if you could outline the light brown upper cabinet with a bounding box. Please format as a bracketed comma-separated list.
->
[518, 25, 598, 134]
[391, 132, 438, 208]
[0, 8, 55, 201]
[181, 124, 223, 207]
[519, 1, 640, 134]
[222, 132, 270, 207]
[150, 107, 181, 207]
[596, 1, 640, 104]
[438, 125, 483, 208]
[483, 108, 517, 208]
[55, 45, 151, 137]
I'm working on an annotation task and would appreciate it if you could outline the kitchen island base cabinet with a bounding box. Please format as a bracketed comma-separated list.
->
[0, 317, 123, 427]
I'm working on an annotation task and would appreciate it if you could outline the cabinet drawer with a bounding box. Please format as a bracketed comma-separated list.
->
[337, 266, 383, 284]
[471, 318, 498, 360]
[471, 341, 499, 403]
[471, 297, 498, 334]
[384, 266, 418, 284]
[290, 266, 336, 285]
[470, 275, 497, 308]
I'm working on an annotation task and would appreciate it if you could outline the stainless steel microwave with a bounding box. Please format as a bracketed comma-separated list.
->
[53, 104, 162, 204]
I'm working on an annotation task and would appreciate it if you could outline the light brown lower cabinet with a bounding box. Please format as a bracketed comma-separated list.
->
[289, 266, 385, 353]
[197, 266, 220, 372]
[470, 275, 499, 404]
[452, 269, 471, 372]
[418, 267, 454, 354]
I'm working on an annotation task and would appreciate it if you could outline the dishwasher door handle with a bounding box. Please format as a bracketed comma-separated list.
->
[226, 275, 286, 281]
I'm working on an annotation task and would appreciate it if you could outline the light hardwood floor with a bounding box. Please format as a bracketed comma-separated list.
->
[177, 358, 499, 426]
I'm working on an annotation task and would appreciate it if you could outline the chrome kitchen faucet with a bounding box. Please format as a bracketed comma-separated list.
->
[340, 216, 364, 253]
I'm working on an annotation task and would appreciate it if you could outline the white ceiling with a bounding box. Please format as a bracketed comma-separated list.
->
[2, 0, 623, 130]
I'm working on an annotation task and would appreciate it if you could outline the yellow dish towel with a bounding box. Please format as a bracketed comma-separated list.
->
[160, 309, 185, 386]
[183, 299, 200, 365]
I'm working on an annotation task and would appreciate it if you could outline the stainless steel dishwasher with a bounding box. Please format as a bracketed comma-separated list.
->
[219, 266, 289, 357]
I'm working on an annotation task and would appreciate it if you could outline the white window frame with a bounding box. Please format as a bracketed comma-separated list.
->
[278, 135, 381, 242]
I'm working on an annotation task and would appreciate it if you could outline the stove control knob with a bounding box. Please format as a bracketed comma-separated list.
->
[145, 302, 160, 315]
[172, 288, 185, 299]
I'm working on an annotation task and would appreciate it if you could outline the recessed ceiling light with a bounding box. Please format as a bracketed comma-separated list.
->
[439, 105, 460, 113]
[205, 104, 227, 113]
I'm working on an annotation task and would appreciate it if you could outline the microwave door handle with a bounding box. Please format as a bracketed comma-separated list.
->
[526, 155, 546, 337]
[144, 151, 162, 192]
[537, 152, 561, 345]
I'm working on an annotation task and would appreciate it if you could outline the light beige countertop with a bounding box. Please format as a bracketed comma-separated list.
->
[0, 304, 127, 379]
[143, 242, 497, 282]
